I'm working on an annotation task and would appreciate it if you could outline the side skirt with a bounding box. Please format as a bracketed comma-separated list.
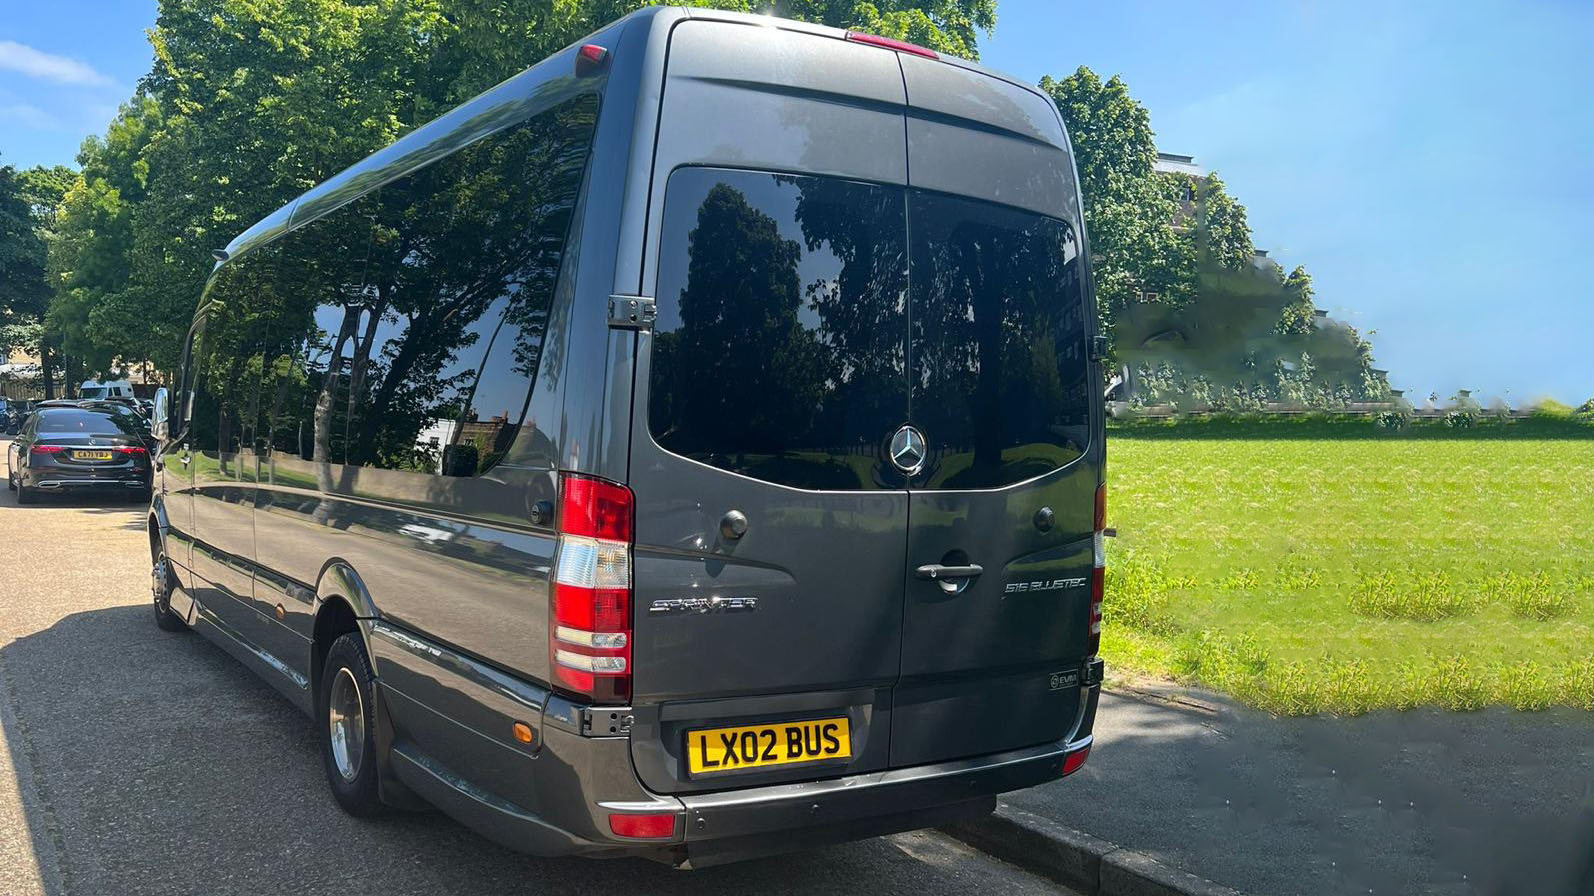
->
[190, 596, 313, 715]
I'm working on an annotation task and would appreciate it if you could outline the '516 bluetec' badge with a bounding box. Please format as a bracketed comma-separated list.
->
[1005, 577, 1087, 596]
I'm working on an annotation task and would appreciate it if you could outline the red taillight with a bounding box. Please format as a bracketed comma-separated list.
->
[575, 44, 609, 77]
[558, 474, 633, 541]
[1062, 745, 1090, 776]
[552, 473, 634, 703]
[608, 812, 677, 840]
[29, 445, 66, 455]
[119, 446, 149, 456]
[844, 31, 939, 59]
[1088, 484, 1105, 657]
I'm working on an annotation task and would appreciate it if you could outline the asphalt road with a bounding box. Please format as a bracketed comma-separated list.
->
[0, 437, 1074, 896]
[1014, 687, 1594, 896]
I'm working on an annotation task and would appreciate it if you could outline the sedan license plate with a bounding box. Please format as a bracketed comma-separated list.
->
[686, 716, 851, 776]
[72, 449, 113, 461]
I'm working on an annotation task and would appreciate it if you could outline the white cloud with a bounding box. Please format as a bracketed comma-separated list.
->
[0, 102, 61, 129]
[0, 40, 115, 87]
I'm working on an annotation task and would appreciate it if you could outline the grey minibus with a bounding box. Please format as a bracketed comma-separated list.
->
[147, 6, 1106, 865]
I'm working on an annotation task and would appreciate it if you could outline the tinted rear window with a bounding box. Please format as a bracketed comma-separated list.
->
[649, 168, 908, 490]
[37, 408, 147, 436]
[648, 169, 1090, 492]
[909, 191, 1091, 489]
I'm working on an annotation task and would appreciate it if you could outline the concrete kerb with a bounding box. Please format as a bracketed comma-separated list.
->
[943, 803, 1244, 896]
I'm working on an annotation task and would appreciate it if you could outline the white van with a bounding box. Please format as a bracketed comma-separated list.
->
[78, 380, 135, 401]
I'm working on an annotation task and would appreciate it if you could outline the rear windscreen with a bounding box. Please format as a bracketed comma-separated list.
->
[37, 409, 147, 437]
[649, 168, 908, 490]
[908, 190, 1091, 489]
[649, 167, 1090, 492]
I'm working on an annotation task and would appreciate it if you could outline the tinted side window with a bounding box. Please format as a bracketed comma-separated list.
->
[909, 191, 1090, 489]
[263, 93, 598, 476]
[649, 168, 909, 490]
[188, 245, 283, 458]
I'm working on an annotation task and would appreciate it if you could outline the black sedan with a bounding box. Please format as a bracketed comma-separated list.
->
[6, 402, 156, 504]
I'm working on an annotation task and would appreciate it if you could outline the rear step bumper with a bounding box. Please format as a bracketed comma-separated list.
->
[675, 731, 1095, 867]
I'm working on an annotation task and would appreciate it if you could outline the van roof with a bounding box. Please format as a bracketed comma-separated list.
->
[220, 6, 1070, 262]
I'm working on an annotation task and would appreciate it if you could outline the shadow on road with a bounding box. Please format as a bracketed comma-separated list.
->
[0, 606, 1015, 896]
[1007, 689, 1594, 896]
[0, 489, 147, 533]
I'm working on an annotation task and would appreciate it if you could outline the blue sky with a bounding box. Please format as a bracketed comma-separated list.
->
[2, 0, 1590, 403]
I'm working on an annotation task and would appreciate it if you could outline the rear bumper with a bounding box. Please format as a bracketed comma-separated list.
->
[369, 621, 1102, 864]
[673, 732, 1093, 866]
[31, 477, 148, 489]
[23, 466, 149, 489]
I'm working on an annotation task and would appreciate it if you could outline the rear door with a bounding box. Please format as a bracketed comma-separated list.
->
[625, 17, 916, 793]
[628, 166, 911, 792]
[890, 58, 1101, 766]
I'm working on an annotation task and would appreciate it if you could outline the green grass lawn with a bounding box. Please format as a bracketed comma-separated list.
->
[1102, 422, 1594, 714]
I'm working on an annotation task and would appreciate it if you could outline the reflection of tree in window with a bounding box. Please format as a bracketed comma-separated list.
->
[259, 94, 597, 479]
[660, 183, 825, 456]
[910, 192, 1089, 489]
[650, 169, 908, 491]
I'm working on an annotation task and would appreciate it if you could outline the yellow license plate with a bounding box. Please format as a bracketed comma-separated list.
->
[73, 450, 113, 461]
[686, 717, 851, 776]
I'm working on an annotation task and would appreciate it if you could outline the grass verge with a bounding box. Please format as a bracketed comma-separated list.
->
[1100, 427, 1594, 714]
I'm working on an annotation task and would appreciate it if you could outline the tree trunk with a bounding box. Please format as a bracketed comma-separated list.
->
[39, 337, 55, 400]
[311, 307, 359, 526]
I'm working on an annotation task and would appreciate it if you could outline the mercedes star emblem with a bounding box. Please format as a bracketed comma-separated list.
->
[888, 425, 927, 474]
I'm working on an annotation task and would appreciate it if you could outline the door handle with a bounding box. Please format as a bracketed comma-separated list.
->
[916, 563, 984, 581]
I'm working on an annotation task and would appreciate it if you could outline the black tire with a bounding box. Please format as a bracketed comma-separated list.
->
[6, 469, 14, 491]
[320, 632, 383, 816]
[16, 481, 36, 504]
[152, 551, 187, 632]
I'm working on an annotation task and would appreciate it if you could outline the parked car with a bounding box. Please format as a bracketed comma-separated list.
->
[7, 401, 155, 503]
[146, 7, 1105, 867]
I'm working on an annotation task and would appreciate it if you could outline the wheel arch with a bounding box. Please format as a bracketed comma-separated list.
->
[146, 496, 170, 560]
[309, 558, 423, 809]
[311, 559, 380, 695]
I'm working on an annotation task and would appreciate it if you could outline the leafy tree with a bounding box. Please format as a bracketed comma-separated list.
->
[1277, 265, 1316, 335]
[1040, 67, 1191, 348]
[50, 96, 162, 377]
[0, 162, 48, 358]
[1, 161, 77, 395]
[1195, 171, 1253, 272]
[781, 0, 996, 58]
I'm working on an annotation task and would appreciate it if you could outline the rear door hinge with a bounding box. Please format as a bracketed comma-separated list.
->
[581, 707, 635, 737]
[608, 295, 656, 331]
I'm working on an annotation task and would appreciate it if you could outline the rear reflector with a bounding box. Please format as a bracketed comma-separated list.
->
[1062, 745, 1090, 776]
[608, 812, 677, 840]
[551, 474, 634, 703]
[844, 31, 939, 59]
